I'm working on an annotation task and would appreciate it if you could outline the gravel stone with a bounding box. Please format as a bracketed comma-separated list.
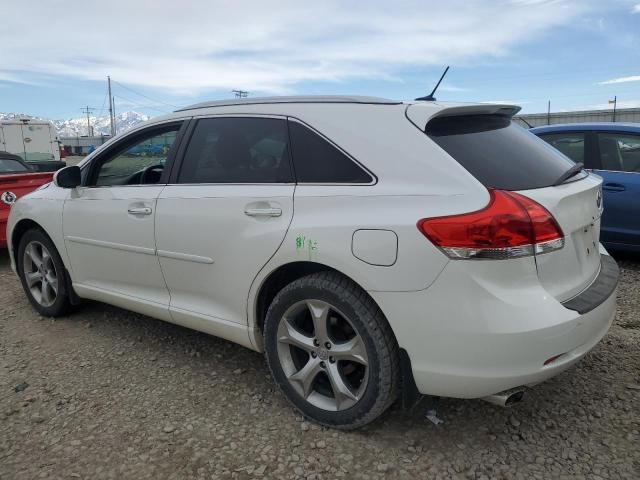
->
[0, 251, 638, 479]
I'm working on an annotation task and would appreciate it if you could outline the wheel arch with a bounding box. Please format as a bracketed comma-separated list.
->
[253, 261, 339, 337]
[11, 217, 81, 305]
[250, 260, 394, 348]
[11, 218, 46, 267]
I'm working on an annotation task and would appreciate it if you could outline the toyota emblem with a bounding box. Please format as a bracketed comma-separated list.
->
[1, 191, 17, 205]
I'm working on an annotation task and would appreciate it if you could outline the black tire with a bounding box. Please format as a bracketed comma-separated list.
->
[17, 228, 71, 317]
[264, 271, 400, 430]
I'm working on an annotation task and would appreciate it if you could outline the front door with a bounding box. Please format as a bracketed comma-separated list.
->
[594, 131, 640, 249]
[155, 116, 294, 331]
[63, 122, 185, 316]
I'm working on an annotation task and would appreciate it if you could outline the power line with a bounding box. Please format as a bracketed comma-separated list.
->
[113, 94, 171, 114]
[232, 89, 249, 98]
[95, 91, 109, 119]
[111, 80, 178, 109]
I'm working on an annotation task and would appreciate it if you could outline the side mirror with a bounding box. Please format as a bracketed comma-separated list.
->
[54, 166, 81, 189]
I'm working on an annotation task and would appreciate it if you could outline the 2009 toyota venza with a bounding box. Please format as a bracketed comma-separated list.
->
[7, 96, 618, 429]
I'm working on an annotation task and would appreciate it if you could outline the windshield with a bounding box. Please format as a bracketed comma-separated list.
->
[426, 115, 575, 190]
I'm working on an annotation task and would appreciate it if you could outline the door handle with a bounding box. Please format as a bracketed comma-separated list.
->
[244, 207, 282, 217]
[127, 207, 153, 215]
[603, 183, 625, 192]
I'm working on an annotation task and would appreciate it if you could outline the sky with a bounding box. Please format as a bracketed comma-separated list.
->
[1, 0, 639, 119]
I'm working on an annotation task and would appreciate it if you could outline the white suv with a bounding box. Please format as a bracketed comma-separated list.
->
[7, 96, 618, 429]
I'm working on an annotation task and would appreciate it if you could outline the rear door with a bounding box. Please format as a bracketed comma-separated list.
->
[155, 116, 294, 328]
[592, 131, 640, 249]
[2, 124, 26, 158]
[423, 112, 603, 301]
[22, 123, 55, 162]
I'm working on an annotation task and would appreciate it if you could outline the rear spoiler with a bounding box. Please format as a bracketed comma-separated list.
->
[405, 103, 521, 131]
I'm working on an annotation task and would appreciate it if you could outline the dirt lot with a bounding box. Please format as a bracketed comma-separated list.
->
[1, 250, 639, 480]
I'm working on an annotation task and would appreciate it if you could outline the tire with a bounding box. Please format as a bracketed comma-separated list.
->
[264, 271, 400, 429]
[17, 229, 71, 317]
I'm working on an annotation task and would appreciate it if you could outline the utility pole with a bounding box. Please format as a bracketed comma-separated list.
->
[547, 100, 551, 125]
[112, 97, 117, 135]
[108, 76, 115, 136]
[232, 89, 248, 98]
[81, 106, 95, 136]
[609, 96, 617, 122]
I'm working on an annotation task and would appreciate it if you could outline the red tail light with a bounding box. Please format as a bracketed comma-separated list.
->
[417, 190, 564, 260]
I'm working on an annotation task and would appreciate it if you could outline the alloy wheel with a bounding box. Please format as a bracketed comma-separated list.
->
[22, 241, 59, 308]
[276, 299, 369, 411]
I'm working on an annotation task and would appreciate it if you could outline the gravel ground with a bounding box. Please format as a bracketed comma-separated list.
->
[1, 249, 639, 480]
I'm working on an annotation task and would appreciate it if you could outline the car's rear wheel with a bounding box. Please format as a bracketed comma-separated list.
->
[17, 229, 70, 317]
[264, 271, 399, 429]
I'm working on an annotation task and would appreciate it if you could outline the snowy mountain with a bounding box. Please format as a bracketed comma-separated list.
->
[0, 111, 151, 137]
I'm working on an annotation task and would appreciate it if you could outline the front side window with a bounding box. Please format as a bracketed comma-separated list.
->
[288, 121, 373, 184]
[92, 125, 181, 186]
[597, 133, 640, 173]
[538, 132, 585, 164]
[178, 117, 292, 184]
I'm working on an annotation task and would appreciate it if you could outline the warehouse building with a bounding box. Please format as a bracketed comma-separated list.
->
[515, 107, 640, 128]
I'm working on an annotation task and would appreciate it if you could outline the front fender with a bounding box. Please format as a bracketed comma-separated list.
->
[8, 186, 69, 274]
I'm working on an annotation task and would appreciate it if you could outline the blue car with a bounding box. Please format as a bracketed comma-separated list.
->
[531, 123, 640, 252]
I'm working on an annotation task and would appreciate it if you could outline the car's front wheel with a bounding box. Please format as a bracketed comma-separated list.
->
[17, 229, 71, 317]
[264, 271, 399, 429]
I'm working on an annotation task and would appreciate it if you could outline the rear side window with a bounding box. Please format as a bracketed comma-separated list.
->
[289, 121, 373, 184]
[596, 132, 640, 173]
[179, 117, 292, 184]
[426, 115, 574, 190]
[538, 132, 585, 164]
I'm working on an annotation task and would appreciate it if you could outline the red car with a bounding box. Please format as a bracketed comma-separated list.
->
[0, 152, 54, 247]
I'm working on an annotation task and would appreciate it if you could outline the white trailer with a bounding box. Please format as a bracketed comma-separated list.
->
[0, 119, 65, 171]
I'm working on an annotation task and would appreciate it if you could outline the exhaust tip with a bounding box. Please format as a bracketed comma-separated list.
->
[504, 390, 525, 406]
[482, 387, 526, 407]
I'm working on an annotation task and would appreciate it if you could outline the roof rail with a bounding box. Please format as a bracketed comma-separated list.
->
[176, 95, 401, 112]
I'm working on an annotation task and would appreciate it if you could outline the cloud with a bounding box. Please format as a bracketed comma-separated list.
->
[599, 75, 640, 85]
[0, 71, 40, 86]
[0, 1, 593, 95]
[633, 4, 640, 13]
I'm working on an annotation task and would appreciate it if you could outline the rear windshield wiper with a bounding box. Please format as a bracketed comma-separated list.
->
[553, 162, 584, 186]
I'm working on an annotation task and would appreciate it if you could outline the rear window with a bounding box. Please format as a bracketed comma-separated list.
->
[426, 115, 574, 190]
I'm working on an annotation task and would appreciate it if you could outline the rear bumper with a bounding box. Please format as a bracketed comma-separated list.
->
[371, 253, 618, 398]
[562, 255, 619, 314]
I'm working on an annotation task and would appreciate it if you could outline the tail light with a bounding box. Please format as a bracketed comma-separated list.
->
[417, 190, 564, 260]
